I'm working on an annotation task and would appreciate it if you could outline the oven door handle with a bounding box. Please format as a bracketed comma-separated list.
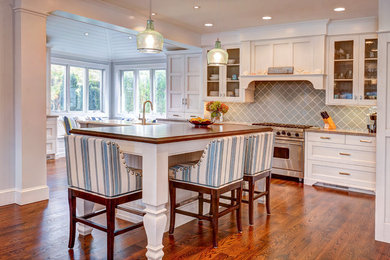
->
[275, 139, 303, 146]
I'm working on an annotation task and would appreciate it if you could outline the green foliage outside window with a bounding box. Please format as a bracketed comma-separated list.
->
[88, 69, 101, 111]
[138, 70, 151, 113]
[50, 64, 66, 111]
[154, 70, 166, 114]
[122, 71, 135, 113]
[70, 67, 84, 111]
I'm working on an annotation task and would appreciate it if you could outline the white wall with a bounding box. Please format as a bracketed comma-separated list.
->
[0, 0, 15, 204]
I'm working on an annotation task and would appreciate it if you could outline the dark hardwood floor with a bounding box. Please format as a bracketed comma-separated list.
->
[0, 158, 389, 259]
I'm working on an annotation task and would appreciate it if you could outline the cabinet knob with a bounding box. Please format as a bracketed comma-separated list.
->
[360, 95, 363, 100]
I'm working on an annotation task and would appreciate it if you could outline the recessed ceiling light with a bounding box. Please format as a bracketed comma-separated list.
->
[128, 36, 133, 40]
[204, 23, 213, 27]
[262, 16, 272, 20]
[151, 12, 156, 16]
[334, 7, 345, 12]
[84, 32, 89, 36]
[194, 5, 200, 9]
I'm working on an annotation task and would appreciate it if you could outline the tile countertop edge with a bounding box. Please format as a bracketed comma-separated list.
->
[305, 128, 376, 137]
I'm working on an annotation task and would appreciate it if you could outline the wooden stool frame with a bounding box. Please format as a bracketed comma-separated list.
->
[68, 188, 144, 260]
[168, 180, 243, 248]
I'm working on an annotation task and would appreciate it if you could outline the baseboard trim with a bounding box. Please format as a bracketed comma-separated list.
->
[15, 185, 50, 205]
[0, 189, 15, 206]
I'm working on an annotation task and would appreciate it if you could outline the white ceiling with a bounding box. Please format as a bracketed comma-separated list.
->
[101, 0, 378, 33]
[46, 15, 196, 62]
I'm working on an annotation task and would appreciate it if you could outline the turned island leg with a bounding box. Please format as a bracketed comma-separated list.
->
[142, 144, 169, 260]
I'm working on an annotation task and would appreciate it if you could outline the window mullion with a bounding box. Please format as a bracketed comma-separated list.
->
[66, 65, 70, 112]
[85, 68, 88, 113]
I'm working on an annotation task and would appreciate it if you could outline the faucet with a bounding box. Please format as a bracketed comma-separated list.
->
[142, 100, 153, 125]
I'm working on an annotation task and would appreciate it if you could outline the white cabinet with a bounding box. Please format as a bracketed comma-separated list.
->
[46, 116, 58, 159]
[248, 36, 326, 76]
[304, 131, 376, 191]
[167, 53, 203, 119]
[326, 34, 378, 105]
[204, 46, 243, 102]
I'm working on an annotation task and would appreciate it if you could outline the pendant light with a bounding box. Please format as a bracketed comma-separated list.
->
[137, 0, 164, 53]
[207, 38, 228, 66]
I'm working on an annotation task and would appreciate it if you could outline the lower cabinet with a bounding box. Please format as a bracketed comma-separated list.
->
[46, 116, 58, 159]
[304, 131, 376, 191]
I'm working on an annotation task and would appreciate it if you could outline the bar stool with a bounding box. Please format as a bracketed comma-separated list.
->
[168, 135, 247, 248]
[242, 132, 275, 225]
[65, 135, 143, 260]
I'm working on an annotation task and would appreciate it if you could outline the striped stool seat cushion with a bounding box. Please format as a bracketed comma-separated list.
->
[244, 132, 275, 175]
[65, 135, 142, 197]
[169, 135, 246, 188]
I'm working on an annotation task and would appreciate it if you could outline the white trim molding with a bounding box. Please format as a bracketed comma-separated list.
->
[0, 189, 16, 207]
[14, 185, 50, 205]
[0, 185, 50, 206]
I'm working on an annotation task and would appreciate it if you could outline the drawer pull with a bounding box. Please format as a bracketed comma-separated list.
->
[320, 136, 331, 140]
[339, 152, 351, 156]
[339, 172, 351, 176]
[173, 114, 180, 117]
[360, 139, 372, 143]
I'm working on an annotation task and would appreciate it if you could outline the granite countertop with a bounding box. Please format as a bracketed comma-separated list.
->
[305, 127, 376, 137]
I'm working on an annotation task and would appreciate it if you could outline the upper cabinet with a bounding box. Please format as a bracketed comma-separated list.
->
[239, 36, 326, 90]
[203, 45, 254, 103]
[247, 36, 325, 75]
[326, 34, 377, 105]
[167, 53, 204, 120]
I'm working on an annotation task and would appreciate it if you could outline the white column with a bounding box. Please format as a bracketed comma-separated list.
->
[13, 7, 49, 205]
[142, 144, 169, 260]
[376, 0, 390, 243]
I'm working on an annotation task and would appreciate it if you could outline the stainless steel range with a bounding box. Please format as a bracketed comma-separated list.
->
[253, 123, 313, 180]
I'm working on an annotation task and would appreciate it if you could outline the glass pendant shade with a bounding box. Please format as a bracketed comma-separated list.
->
[137, 19, 164, 53]
[207, 39, 228, 66]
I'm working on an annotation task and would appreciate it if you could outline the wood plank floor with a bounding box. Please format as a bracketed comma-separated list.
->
[0, 158, 390, 259]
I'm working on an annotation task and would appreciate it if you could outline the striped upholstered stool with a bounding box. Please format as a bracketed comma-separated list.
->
[242, 132, 275, 225]
[168, 135, 247, 248]
[65, 135, 143, 260]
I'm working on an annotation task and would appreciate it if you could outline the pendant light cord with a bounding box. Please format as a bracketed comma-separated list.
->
[149, 0, 152, 20]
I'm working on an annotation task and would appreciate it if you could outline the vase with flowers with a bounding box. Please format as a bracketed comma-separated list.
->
[205, 101, 229, 123]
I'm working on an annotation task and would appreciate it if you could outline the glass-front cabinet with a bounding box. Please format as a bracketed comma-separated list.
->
[327, 34, 377, 105]
[204, 47, 241, 101]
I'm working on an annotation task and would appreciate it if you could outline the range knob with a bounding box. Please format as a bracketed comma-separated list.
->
[281, 131, 286, 135]
[287, 132, 291, 137]
[295, 133, 300, 137]
[276, 131, 281, 135]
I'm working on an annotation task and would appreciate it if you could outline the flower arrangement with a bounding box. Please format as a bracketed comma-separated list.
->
[205, 101, 229, 122]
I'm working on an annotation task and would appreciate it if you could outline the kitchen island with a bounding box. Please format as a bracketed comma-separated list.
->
[70, 123, 272, 260]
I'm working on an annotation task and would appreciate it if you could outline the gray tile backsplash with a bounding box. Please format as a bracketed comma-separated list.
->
[224, 81, 370, 130]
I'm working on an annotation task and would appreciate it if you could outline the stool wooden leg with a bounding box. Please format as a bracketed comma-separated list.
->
[169, 182, 176, 234]
[211, 190, 220, 248]
[266, 175, 271, 215]
[236, 186, 242, 233]
[68, 189, 76, 249]
[198, 193, 203, 218]
[230, 190, 235, 206]
[106, 200, 115, 260]
[248, 177, 255, 225]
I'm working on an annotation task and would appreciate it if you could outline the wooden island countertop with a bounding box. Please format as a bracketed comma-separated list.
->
[70, 123, 273, 144]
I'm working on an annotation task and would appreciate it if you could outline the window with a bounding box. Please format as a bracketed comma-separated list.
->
[69, 66, 84, 111]
[88, 69, 102, 111]
[50, 60, 106, 113]
[50, 64, 66, 111]
[120, 69, 166, 117]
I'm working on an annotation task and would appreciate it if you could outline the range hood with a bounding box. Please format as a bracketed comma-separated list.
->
[240, 74, 326, 90]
